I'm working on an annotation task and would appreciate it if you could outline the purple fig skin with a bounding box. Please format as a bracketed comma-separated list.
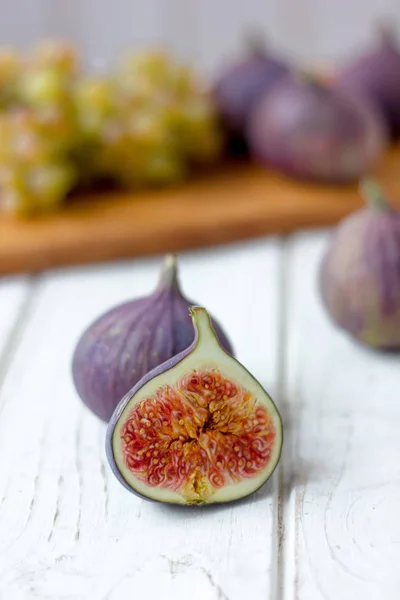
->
[213, 47, 289, 136]
[246, 74, 388, 184]
[336, 27, 400, 139]
[105, 308, 283, 504]
[71, 256, 234, 423]
[319, 180, 400, 348]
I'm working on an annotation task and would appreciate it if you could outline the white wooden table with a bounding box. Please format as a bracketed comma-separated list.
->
[1, 230, 399, 600]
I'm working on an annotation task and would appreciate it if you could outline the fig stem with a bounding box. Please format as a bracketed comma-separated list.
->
[376, 21, 396, 45]
[359, 178, 389, 211]
[158, 254, 179, 288]
[244, 28, 268, 56]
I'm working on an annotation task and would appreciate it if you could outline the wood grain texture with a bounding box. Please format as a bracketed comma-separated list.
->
[279, 231, 400, 599]
[0, 239, 282, 600]
[2, 147, 400, 276]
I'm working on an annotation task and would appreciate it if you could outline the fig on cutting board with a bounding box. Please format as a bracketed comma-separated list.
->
[246, 73, 387, 183]
[106, 307, 282, 505]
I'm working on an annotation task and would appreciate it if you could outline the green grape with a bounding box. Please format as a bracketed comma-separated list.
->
[74, 77, 116, 134]
[21, 68, 70, 107]
[91, 121, 126, 175]
[27, 160, 77, 207]
[19, 41, 79, 142]
[115, 50, 171, 92]
[73, 76, 120, 182]
[32, 40, 78, 76]
[114, 146, 185, 188]
[0, 164, 26, 212]
[0, 47, 21, 106]
[0, 110, 43, 163]
[127, 110, 171, 149]
[169, 64, 195, 97]
[138, 151, 186, 185]
[0, 108, 77, 162]
[0, 113, 14, 161]
[173, 98, 223, 162]
[38, 107, 80, 153]
[0, 47, 20, 78]
[0, 160, 77, 217]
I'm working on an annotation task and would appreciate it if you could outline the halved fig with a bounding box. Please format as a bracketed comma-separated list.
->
[106, 307, 282, 505]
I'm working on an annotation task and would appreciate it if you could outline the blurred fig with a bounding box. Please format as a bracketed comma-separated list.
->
[336, 24, 400, 139]
[246, 73, 387, 183]
[213, 33, 289, 149]
[319, 179, 400, 348]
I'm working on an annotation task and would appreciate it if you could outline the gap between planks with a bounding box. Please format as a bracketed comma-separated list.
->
[271, 236, 291, 600]
[0, 277, 38, 411]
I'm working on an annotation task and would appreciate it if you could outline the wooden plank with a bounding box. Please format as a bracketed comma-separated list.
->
[280, 231, 400, 599]
[0, 239, 282, 600]
[1, 146, 399, 277]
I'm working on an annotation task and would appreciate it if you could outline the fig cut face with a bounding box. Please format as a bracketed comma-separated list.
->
[106, 308, 282, 505]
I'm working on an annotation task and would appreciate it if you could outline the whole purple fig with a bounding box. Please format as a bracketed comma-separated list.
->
[213, 34, 289, 138]
[336, 24, 400, 139]
[319, 179, 400, 348]
[72, 255, 234, 422]
[246, 73, 387, 184]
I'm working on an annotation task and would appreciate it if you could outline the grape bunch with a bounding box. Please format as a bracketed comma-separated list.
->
[0, 42, 223, 218]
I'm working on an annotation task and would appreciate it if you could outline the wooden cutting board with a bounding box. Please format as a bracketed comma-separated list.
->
[1, 146, 400, 275]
